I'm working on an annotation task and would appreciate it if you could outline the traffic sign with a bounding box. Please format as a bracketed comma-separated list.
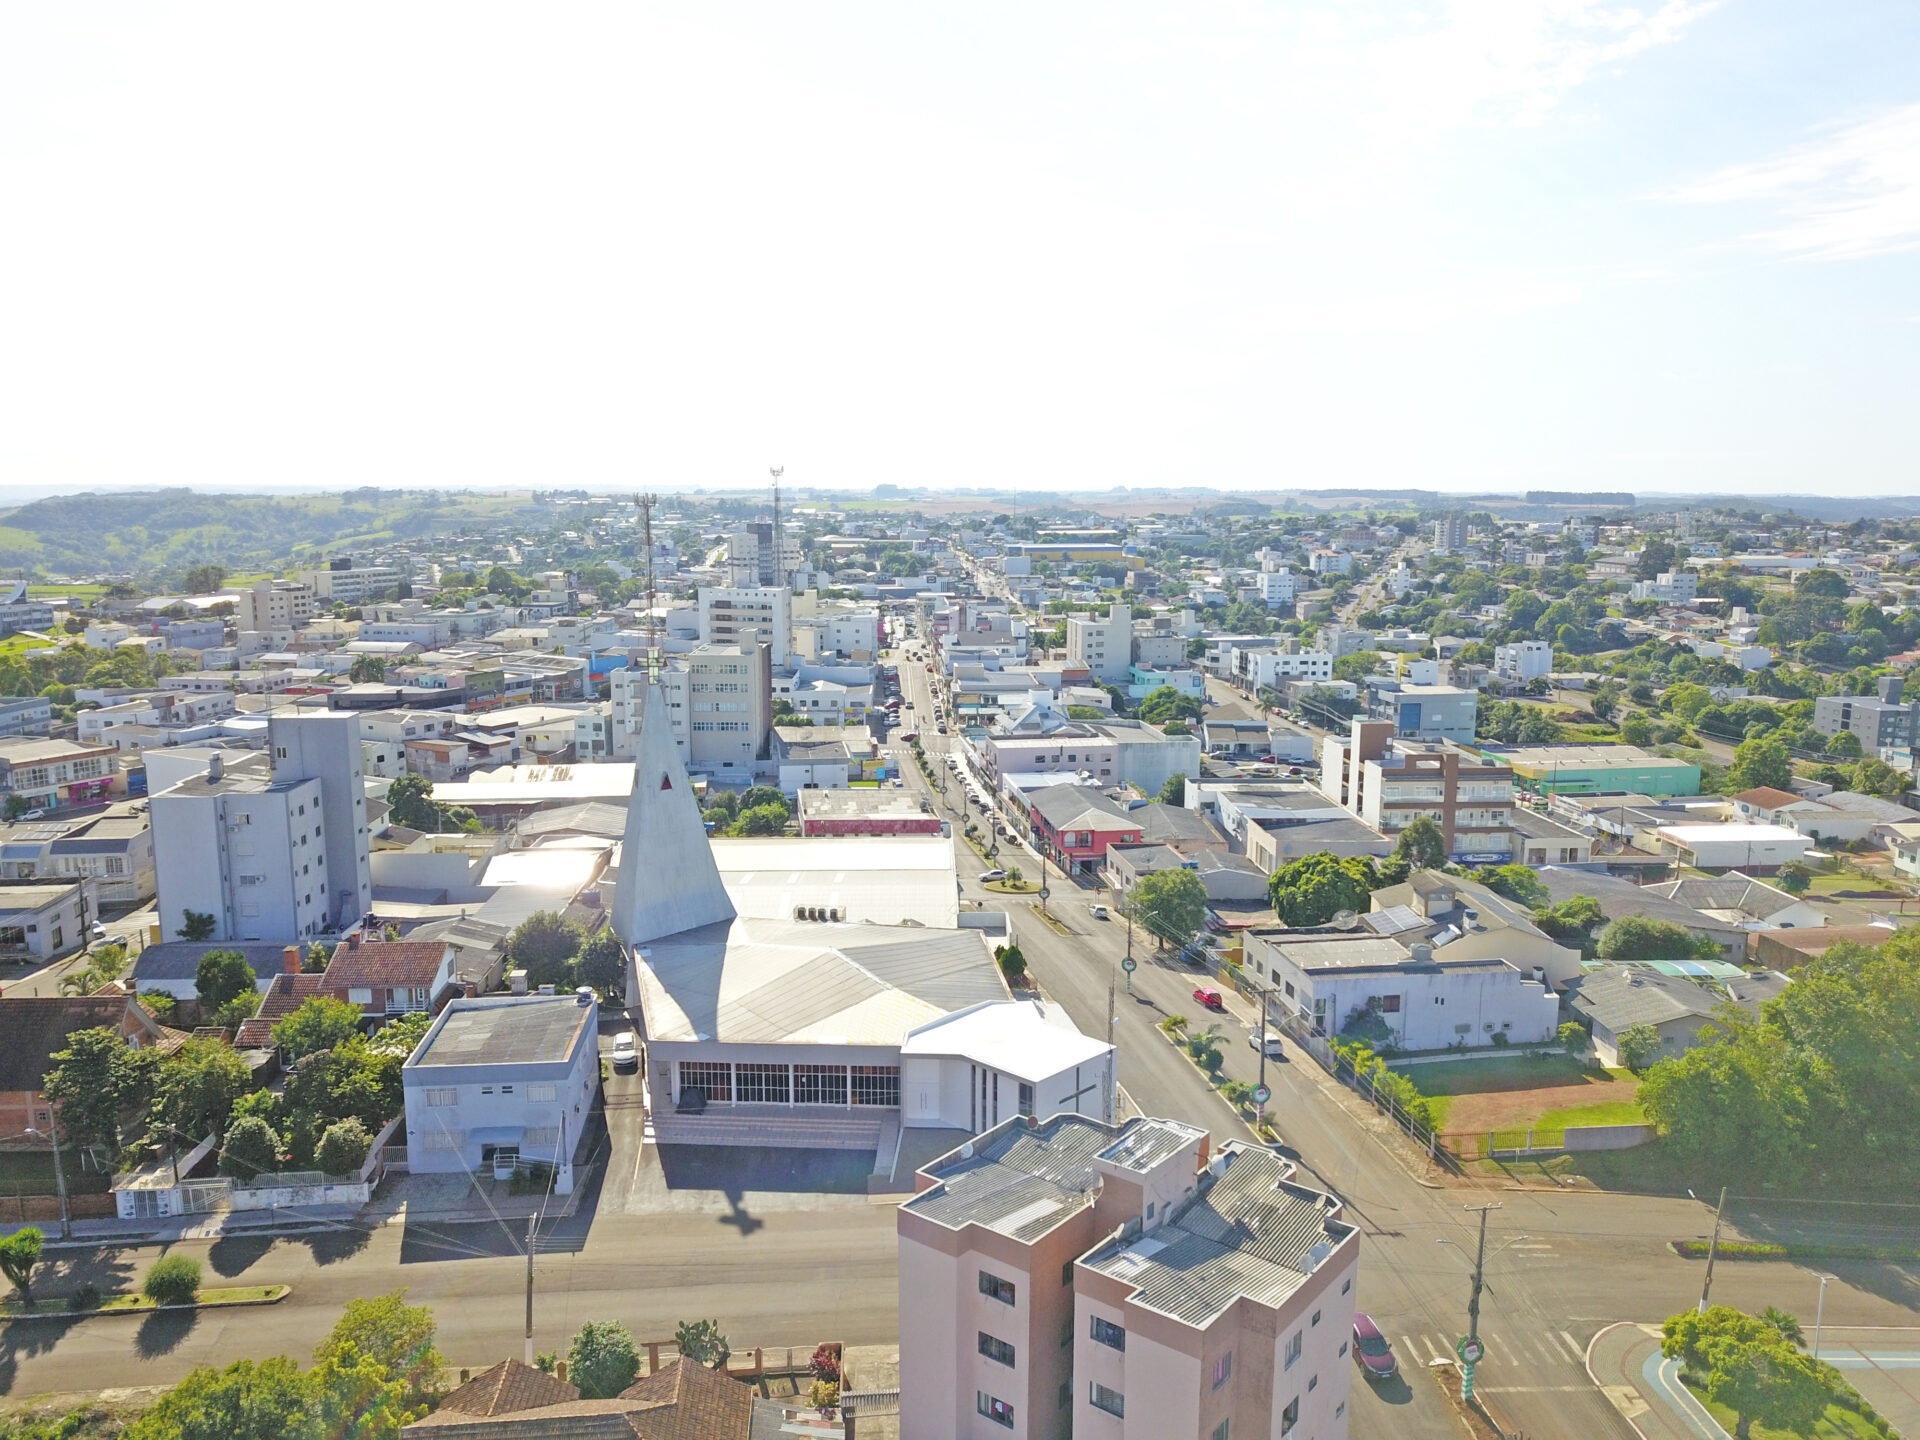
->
[1120, 956, 1137, 973]
[1456, 1336, 1484, 1365]
[1251, 1084, 1271, 1105]
[1037, 886, 1051, 900]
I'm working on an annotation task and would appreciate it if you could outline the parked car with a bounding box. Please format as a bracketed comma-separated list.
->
[899, 731, 918, 742]
[1248, 1032, 1286, 1060]
[610, 1033, 639, 1073]
[20, 809, 44, 820]
[1352, 1315, 1397, 1381]
[979, 868, 1007, 882]
[1089, 904, 1110, 919]
[1193, 987, 1224, 1010]
[1257, 753, 1278, 764]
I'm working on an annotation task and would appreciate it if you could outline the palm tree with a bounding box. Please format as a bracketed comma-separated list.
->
[1762, 1307, 1805, 1347]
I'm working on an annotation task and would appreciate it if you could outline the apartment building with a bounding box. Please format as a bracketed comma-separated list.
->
[724, 521, 804, 589]
[610, 644, 771, 775]
[298, 557, 409, 604]
[1321, 720, 1514, 863]
[697, 586, 791, 666]
[229, 579, 317, 632]
[0, 698, 53, 738]
[1432, 514, 1468, 553]
[1065, 605, 1133, 685]
[1813, 676, 1919, 753]
[0, 582, 54, 637]
[899, 1115, 1358, 1440]
[1491, 640, 1552, 686]
[0, 806, 155, 906]
[1235, 646, 1335, 690]
[1630, 570, 1699, 604]
[1255, 566, 1296, 607]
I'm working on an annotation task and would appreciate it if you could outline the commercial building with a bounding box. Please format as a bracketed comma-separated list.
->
[899, 1116, 1358, 1440]
[1652, 823, 1810, 873]
[0, 738, 118, 812]
[796, 788, 943, 837]
[1480, 743, 1701, 798]
[298, 557, 409, 605]
[1023, 786, 1145, 876]
[0, 582, 55, 637]
[0, 880, 98, 962]
[1362, 682, 1477, 745]
[1233, 646, 1336, 690]
[0, 806, 155, 906]
[0, 697, 53, 739]
[1630, 570, 1699, 604]
[403, 991, 600, 1191]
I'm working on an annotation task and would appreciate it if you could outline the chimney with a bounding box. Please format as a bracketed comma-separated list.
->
[347, 931, 362, 951]
[283, 945, 301, 975]
[463, 980, 478, 999]
[207, 753, 223, 782]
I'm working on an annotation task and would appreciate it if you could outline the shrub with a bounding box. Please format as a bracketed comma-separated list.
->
[808, 1344, 840, 1383]
[144, 1254, 203, 1306]
[65, 1281, 102, 1312]
[314, 1118, 372, 1176]
[808, 1379, 840, 1411]
[568, 1320, 641, 1398]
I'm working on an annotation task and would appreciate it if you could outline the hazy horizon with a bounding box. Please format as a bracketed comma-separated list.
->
[5, 5, 1917, 497]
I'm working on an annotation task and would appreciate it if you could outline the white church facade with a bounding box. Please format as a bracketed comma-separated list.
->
[610, 682, 1115, 1152]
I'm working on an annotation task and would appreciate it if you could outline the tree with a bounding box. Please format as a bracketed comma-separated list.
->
[729, 803, 789, 836]
[1469, 864, 1548, 909]
[1157, 774, 1186, 806]
[1704, 1337, 1832, 1439]
[143, 1254, 204, 1306]
[1775, 861, 1812, 895]
[43, 1026, 140, 1151]
[1269, 853, 1377, 929]
[0, 1227, 43, 1307]
[1596, 916, 1717, 965]
[177, 910, 217, 942]
[994, 943, 1027, 985]
[1726, 735, 1793, 794]
[311, 1341, 420, 1440]
[1558, 1020, 1587, 1057]
[506, 911, 583, 990]
[1851, 756, 1907, 800]
[673, 1318, 732, 1369]
[1635, 538, 1677, 581]
[1824, 730, 1863, 760]
[1616, 1023, 1664, 1074]
[569, 1321, 641, 1398]
[1531, 895, 1606, 955]
[219, 1114, 281, 1180]
[1137, 686, 1203, 726]
[385, 774, 440, 832]
[304, 943, 331, 973]
[349, 654, 388, 684]
[271, 997, 364, 1060]
[1796, 568, 1849, 600]
[1391, 816, 1447, 873]
[315, 1119, 372, 1177]
[124, 1358, 322, 1440]
[317, 1290, 444, 1402]
[1123, 869, 1209, 952]
[367, 1010, 433, 1059]
[284, 1036, 404, 1133]
[182, 564, 227, 595]
[575, 927, 625, 996]
[196, 949, 258, 1013]
[151, 1038, 254, 1144]
[1761, 1307, 1805, 1347]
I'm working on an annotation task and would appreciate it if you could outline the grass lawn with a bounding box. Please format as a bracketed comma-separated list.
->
[1807, 873, 1904, 897]
[984, 879, 1041, 894]
[0, 1148, 89, 1191]
[2, 1285, 287, 1318]
[1687, 1377, 1881, 1439]
[1399, 1053, 1614, 1098]
[27, 584, 107, 599]
[0, 634, 55, 657]
[1532, 1099, 1646, 1131]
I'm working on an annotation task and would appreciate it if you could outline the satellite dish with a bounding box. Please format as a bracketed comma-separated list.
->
[1332, 909, 1360, 931]
[959, 1141, 976, 1160]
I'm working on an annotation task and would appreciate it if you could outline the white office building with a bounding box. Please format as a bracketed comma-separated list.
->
[1492, 641, 1553, 686]
[1066, 604, 1134, 685]
[697, 586, 791, 666]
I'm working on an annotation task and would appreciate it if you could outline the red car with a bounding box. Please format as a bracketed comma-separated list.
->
[1352, 1315, 1397, 1381]
[1193, 987, 1224, 1010]
[899, 731, 918, 742]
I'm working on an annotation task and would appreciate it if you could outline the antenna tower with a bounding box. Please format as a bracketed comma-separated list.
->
[769, 466, 784, 587]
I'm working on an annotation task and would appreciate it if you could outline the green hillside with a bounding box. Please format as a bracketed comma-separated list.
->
[0, 488, 527, 581]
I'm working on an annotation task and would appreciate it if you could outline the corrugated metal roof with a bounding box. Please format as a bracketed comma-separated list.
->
[902, 1115, 1115, 1239]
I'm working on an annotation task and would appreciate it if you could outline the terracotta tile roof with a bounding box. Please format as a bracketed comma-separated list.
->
[234, 972, 328, 1048]
[1732, 786, 1803, 809]
[0, 996, 154, 1092]
[324, 941, 449, 991]
[403, 1360, 752, 1438]
[439, 1360, 580, 1417]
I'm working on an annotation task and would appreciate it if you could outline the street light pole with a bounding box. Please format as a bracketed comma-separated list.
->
[44, 1109, 71, 1241]
[1698, 1186, 1728, 1313]
[524, 1211, 538, 1366]
[1812, 1273, 1834, 1360]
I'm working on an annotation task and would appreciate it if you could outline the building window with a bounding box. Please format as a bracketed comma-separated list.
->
[677, 1061, 732, 1105]
[1342, 1277, 1351, 1294]
[1380, 995, 1401, 1013]
[1281, 1397, 1299, 1433]
[1058, 1382, 1071, 1410]
[1088, 1383, 1125, 1418]
[850, 1065, 900, 1106]
[735, 1063, 791, 1104]
[794, 1064, 849, 1105]
[1090, 1316, 1125, 1351]
[978, 1271, 1015, 1305]
[1308, 1374, 1318, 1392]
[1062, 1262, 1073, 1288]
[978, 1333, 1015, 1367]
[1211, 1423, 1230, 1440]
[1060, 1317, 1073, 1348]
[423, 1088, 457, 1107]
[528, 1083, 557, 1104]
[1311, 1309, 1321, 1327]
[1213, 1352, 1232, 1388]
[1285, 1330, 1303, 1368]
[1017, 1081, 1034, 1117]
[976, 1393, 1013, 1428]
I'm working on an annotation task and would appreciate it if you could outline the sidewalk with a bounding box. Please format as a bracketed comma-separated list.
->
[4, 1203, 370, 1250]
[1587, 1322, 1731, 1440]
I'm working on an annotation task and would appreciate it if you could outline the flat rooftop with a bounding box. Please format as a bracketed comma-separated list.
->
[1487, 744, 1695, 769]
[411, 996, 595, 1068]
[430, 763, 636, 805]
[795, 789, 933, 820]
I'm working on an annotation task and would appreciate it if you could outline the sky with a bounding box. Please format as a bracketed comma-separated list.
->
[2, 3, 1918, 497]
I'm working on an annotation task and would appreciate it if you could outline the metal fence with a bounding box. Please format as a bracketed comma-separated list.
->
[1268, 1007, 1452, 1166]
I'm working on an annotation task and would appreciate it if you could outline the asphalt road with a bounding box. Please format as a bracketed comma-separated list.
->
[894, 636, 1920, 1440]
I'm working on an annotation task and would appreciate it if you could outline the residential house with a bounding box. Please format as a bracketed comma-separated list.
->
[323, 936, 457, 1018]
[1535, 867, 1748, 963]
[0, 994, 168, 1145]
[0, 805, 155, 906]
[131, 941, 308, 1003]
[1564, 969, 1724, 1068]
[1644, 873, 1825, 933]
[0, 880, 98, 962]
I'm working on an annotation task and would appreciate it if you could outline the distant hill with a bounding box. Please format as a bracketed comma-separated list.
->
[0, 488, 523, 581]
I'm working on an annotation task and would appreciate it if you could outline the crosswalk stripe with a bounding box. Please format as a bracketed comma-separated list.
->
[1559, 1330, 1585, 1363]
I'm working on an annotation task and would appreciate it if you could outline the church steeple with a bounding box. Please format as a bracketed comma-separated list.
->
[610, 681, 736, 945]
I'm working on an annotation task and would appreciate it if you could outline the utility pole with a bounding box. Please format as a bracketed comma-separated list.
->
[524, 1212, 537, 1365]
[1698, 1186, 1728, 1313]
[46, 1108, 71, 1240]
[1106, 967, 1115, 1050]
[1255, 984, 1270, 1133]
[1455, 1202, 1502, 1402]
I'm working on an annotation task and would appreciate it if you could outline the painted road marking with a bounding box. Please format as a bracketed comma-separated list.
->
[1560, 1331, 1584, 1363]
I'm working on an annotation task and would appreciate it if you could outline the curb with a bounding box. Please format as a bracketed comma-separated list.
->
[2, 1285, 292, 1323]
[1586, 1321, 1655, 1440]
